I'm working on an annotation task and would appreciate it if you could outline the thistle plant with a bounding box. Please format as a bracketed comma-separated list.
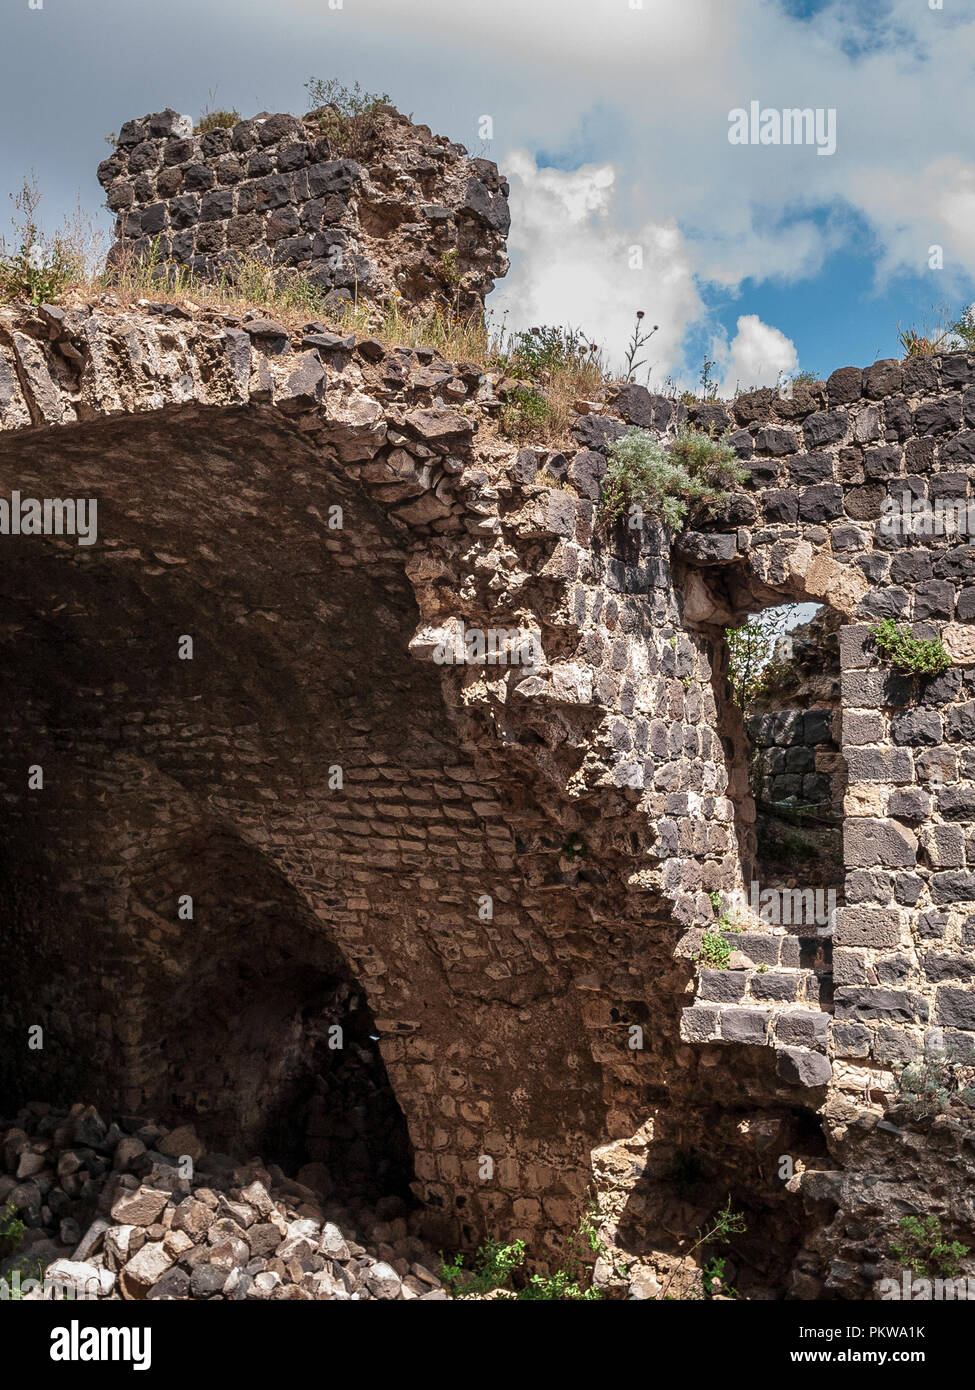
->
[0, 176, 81, 306]
[623, 310, 658, 382]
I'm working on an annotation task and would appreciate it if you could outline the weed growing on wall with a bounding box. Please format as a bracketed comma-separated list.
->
[698, 931, 731, 969]
[658, 1199, 747, 1301]
[0, 1201, 25, 1259]
[599, 424, 747, 528]
[870, 619, 950, 677]
[304, 77, 390, 157]
[196, 108, 240, 133]
[622, 310, 658, 382]
[499, 386, 553, 442]
[895, 1044, 975, 1118]
[505, 323, 596, 377]
[494, 324, 607, 442]
[897, 301, 975, 357]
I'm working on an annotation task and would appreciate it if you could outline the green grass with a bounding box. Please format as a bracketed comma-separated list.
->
[440, 1235, 601, 1301]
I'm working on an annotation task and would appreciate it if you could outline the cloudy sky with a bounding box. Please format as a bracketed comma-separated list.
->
[2, 0, 973, 389]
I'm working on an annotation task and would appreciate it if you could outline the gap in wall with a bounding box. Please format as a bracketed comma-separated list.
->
[718, 599, 847, 967]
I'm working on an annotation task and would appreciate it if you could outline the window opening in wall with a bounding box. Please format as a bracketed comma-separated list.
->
[722, 601, 846, 954]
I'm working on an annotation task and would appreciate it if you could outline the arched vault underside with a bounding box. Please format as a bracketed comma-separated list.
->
[7, 305, 973, 1284]
[0, 389, 801, 1262]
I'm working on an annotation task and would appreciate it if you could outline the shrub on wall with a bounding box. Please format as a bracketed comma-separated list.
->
[870, 620, 950, 677]
[304, 77, 390, 157]
[599, 425, 747, 529]
[196, 108, 240, 133]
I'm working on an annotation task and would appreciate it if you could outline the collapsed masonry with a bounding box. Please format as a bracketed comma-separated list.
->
[1, 107, 975, 1299]
[96, 106, 510, 318]
[3, 1103, 449, 1302]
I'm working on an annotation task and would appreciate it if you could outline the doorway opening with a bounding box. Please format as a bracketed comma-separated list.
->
[719, 600, 846, 953]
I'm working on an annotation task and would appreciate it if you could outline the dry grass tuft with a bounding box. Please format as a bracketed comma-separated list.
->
[0, 179, 632, 443]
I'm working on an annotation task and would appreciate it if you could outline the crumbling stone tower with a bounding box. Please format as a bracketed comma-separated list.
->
[96, 106, 510, 317]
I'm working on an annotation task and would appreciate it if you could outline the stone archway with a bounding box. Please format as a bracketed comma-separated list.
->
[0, 398, 612, 1252]
[4, 296, 975, 1295]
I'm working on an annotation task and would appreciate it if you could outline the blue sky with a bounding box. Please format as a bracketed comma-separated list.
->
[1, 0, 973, 389]
[694, 212, 945, 387]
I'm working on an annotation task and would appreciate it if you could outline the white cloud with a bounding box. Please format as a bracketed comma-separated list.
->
[24, 0, 975, 383]
[438, 0, 975, 376]
[490, 152, 705, 381]
[716, 314, 798, 396]
[857, 157, 975, 289]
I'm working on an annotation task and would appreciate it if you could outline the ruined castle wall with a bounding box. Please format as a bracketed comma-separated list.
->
[748, 707, 840, 815]
[5, 298, 973, 1078]
[645, 359, 975, 1095]
[0, 297, 812, 1265]
[746, 608, 844, 821]
[96, 107, 510, 318]
[2, 103, 975, 1275]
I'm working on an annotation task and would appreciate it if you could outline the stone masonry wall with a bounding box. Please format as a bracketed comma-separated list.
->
[0, 297, 812, 1272]
[1, 111, 975, 1284]
[3, 291, 975, 1281]
[748, 707, 839, 814]
[651, 360, 975, 1101]
[96, 106, 510, 317]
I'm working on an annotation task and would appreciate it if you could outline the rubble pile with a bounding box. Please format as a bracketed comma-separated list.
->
[1, 1103, 447, 1300]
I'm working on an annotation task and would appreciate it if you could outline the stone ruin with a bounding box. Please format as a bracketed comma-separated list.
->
[1, 105, 975, 1301]
[96, 105, 510, 319]
[746, 605, 844, 837]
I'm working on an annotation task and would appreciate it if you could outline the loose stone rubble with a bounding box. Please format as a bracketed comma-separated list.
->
[2, 1103, 447, 1300]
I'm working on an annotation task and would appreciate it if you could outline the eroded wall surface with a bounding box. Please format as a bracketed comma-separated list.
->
[1, 293, 974, 1281]
[0, 111, 974, 1289]
[97, 106, 510, 318]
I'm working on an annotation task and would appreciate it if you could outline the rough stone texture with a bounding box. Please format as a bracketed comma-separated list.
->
[0, 116, 974, 1296]
[1, 296, 975, 1278]
[746, 608, 844, 825]
[97, 107, 509, 317]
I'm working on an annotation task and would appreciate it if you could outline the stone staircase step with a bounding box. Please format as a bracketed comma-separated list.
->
[731, 930, 832, 972]
[698, 965, 822, 1007]
[681, 925, 835, 1086]
[680, 1000, 829, 1053]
